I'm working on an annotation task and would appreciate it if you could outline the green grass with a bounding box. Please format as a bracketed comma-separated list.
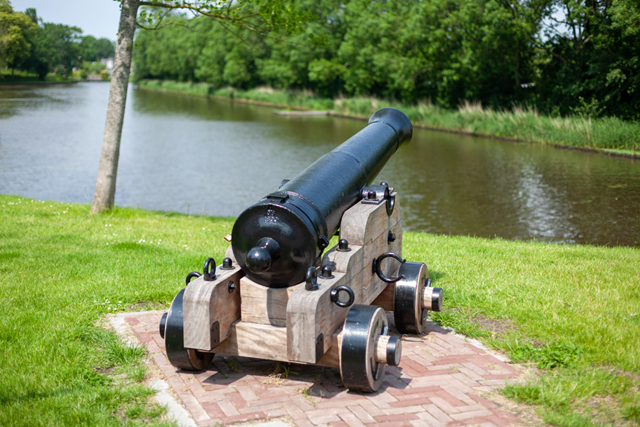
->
[0, 195, 232, 426]
[137, 79, 640, 152]
[0, 70, 77, 83]
[1, 195, 639, 426]
[137, 79, 334, 111]
[602, 148, 640, 157]
[404, 232, 640, 426]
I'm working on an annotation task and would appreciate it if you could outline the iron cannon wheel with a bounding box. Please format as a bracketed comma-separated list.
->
[164, 288, 214, 371]
[340, 305, 389, 393]
[393, 262, 429, 334]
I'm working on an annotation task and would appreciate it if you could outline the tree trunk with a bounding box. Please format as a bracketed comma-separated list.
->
[90, 0, 140, 214]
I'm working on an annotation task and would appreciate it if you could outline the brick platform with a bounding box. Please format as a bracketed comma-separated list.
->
[123, 311, 530, 427]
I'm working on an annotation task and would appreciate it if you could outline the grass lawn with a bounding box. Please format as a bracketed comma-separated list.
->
[1, 194, 639, 426]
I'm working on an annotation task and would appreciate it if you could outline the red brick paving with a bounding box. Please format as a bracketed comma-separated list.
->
[122, 312, 528, 427]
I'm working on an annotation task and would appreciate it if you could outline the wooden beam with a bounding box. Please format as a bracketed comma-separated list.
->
[183, 266, 244, 351]
[286, 196, 403, 364]
[240, 277, 301, 326]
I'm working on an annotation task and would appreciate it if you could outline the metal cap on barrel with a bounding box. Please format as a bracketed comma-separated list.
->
[368, 108, 413, 151]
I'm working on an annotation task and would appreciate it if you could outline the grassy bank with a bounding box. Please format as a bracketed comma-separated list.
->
[0, 70, 77, 84]
[137, 79, 640, 153]
[1, 194, 639, 426]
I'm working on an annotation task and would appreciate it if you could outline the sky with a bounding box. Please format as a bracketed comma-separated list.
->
[10, 0, 122, 40]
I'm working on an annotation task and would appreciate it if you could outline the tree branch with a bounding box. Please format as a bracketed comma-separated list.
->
[528, 33, 567, 63]
[138, 1, 260, 23]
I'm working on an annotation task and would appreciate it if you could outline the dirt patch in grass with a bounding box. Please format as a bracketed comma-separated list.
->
[478, 388, 548, 427]
[472, 314, 518, 337]
[576, 395, 640, 427]
[613, 369, 640, 382]
[128, 301, 170, 311]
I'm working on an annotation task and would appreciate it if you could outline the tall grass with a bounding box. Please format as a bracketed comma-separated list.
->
[336, 98, 640, 151]
[137, 80, 640, 152]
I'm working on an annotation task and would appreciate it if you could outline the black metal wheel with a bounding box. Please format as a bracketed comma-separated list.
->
[163, 288, 214, 371]
[340, 305, 389, 393]
[393, 262, 429, 334]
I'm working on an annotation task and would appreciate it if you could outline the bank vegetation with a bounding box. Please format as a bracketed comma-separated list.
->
[137, 79, 640, 153]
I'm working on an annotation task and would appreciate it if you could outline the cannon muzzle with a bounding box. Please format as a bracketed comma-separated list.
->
[232, 108, 413, 287]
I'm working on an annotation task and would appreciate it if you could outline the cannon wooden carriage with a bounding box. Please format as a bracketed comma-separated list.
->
[159, 109, 443, 392]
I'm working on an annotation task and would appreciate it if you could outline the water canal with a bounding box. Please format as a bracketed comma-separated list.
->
[1, 83, 638, 247]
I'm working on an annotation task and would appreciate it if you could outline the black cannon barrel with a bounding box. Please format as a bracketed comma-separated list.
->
[231, 108, 413, 288]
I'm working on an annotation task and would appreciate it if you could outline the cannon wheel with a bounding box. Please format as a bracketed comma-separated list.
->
[393, 262, 429, 334]
[163, 288, 214, 371]
[340, 305, 388, 393]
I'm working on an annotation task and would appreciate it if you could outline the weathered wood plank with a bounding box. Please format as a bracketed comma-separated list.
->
[371, 282, 395, 311]
[286, 196, 404, 364]
[211, 320, 342, 369]
[213, 320, 289, 362]
[286, 272, 350, 363]
[183, 266, 244, 351]
[240, 277, 301, 326]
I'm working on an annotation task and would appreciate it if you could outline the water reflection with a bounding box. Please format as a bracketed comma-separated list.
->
[515, 161, 576, 242]
[0, 83, 638, 247]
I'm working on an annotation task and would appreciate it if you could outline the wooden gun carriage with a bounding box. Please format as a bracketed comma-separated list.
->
[159, 109, 443, 393]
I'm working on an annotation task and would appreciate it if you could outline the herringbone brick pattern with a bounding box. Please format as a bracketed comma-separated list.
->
[124, 311, 528, 427]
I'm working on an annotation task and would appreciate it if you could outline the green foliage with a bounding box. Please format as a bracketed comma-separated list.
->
[81, 60, 106, 74]
[74, 68, 88, 80]
[0, 0, 37, 71]
[33, 22, 83, 78]
[131, 0, 640, 121]
[536, 0, 640, 120]
[78, 35, 114, 62]
[623, 403, 640, 423]
[3, 4, 115, 80]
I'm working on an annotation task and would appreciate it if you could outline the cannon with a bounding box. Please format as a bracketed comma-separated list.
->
[159, 108, 443, 392]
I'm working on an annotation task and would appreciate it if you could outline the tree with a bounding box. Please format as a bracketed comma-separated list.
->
[0, 0, 36, 73]
[79, 35, 116, 62]
[90, 0, 310, 214]
[20, 8, 84, 80]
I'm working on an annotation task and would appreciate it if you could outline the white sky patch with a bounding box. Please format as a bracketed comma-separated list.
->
[540, 6, 571, 42]
[10, 0, 121, 40]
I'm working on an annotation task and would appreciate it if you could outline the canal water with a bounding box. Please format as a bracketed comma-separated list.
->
[1, 83, 638, 247]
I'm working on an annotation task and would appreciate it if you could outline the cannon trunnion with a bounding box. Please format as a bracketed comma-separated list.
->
[159, 109, 443, 393]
